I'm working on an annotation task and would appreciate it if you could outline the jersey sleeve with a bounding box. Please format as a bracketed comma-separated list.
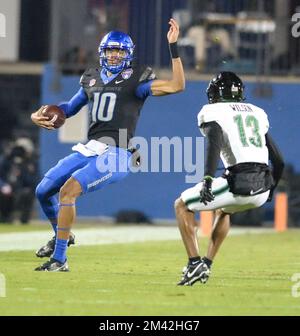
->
[261, 110, 270, 134]
[198, 104, 221, 132]
[58, 87, 88, 118]
[135, 67, 157, 99]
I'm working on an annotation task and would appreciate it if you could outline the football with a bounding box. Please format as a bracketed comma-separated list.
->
[42, 105, 66, 129]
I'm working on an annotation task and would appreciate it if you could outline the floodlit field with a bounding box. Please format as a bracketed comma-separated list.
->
[0, 224, 299, 316]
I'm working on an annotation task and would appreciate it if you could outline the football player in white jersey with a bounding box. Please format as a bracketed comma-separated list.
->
[175, 72, 284, 286]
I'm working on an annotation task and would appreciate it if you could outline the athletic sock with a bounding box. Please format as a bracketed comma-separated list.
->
[189, 256, 201, 266]
[202, 257, 213, 269]
[53, 238, 68, 263]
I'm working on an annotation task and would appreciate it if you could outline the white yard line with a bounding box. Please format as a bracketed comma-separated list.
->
[0, 226, 274, 252]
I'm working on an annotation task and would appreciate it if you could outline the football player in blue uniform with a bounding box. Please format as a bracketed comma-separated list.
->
[32, 19, 185, 271]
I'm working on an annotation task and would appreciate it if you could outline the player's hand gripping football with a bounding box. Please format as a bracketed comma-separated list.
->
[31, 105, 55, 130]
[199, 176, 215, 205]
[167, 18, 180, 43]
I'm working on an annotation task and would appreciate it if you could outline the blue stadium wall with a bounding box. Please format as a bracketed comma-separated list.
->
[40, 65, 298, 220]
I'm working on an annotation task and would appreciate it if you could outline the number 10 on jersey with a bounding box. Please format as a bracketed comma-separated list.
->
[92, 92, 117, 122]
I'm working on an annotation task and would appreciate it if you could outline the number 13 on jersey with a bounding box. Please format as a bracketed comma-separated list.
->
[233, 114, 263, 148]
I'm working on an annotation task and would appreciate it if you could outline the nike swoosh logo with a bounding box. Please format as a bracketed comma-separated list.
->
[250, 188, 263, 195]
[187, 263, 203, 278]
[115, 80, 124, 84]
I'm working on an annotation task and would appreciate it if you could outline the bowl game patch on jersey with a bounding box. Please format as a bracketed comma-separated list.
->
[121, 69, 133, 80]
[89, 79, 97, 87]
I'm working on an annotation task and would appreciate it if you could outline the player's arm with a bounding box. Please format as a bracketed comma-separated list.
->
[199, 122, 223, 204]
[202, 122, 223, 178]
[150, 18, 185, 96]
[31, 88, 88, 129]
[58, 87, 88, 118]
[265, 133, 284, 199]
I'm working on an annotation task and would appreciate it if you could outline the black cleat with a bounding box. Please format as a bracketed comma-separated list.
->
[181, 263, 189, 279]
[177, 261, 211, 286]
[35, 258, 69, 272]
[35, 232, 75, 258]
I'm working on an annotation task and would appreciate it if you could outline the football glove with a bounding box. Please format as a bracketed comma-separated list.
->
[199, 176, 215, 205]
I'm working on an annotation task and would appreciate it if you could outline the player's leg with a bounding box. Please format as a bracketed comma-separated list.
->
[35, 177, 61, 233]
[176, 177, 230, 257]
[175, 198, 212, 286]
[205, 209, 230, 261]
[176, 178, 270, 285]
[174, 198, 199, 259]
[175, 198, 205, 285]
[50, 177, 82, 271]
[35, 178, 74, 258]
[35, 147, 132, 271]
[34, 176, 82, 271]
[200, 192, 269, 283]
[35, 152, 89, 257]
[175, 177, 233, 285]
[36, 152, 89, 231]
[205, 190, 270, 263]
[37, 152, 89, 228]
[180, 210, 230, 286]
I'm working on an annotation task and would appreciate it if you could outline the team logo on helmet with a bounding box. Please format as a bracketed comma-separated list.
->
[231, 84, 239, 92]
[121, 68, 133, 80]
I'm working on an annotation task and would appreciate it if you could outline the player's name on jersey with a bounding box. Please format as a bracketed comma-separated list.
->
[91, 86, 122, 93]
[229, 104, 253, 112]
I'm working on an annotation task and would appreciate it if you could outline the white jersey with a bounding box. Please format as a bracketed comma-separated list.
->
[197, 102, 269, 168]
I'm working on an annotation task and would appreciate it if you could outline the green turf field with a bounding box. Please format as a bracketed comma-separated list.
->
[0, 226, 300, 316]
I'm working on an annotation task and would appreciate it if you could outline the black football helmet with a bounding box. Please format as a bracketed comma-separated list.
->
[206, 71, 245, 104]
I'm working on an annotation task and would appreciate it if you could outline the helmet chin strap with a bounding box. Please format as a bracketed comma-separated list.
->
[100, 53, 129, 74]
[105, 59, 130, 74]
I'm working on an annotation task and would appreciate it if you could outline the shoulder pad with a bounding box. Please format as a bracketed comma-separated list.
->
[198, 104, 226, 127]
[79, 67, 99, 86]
[197, 104, 220, 126]
[139, 67, 156, 83]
